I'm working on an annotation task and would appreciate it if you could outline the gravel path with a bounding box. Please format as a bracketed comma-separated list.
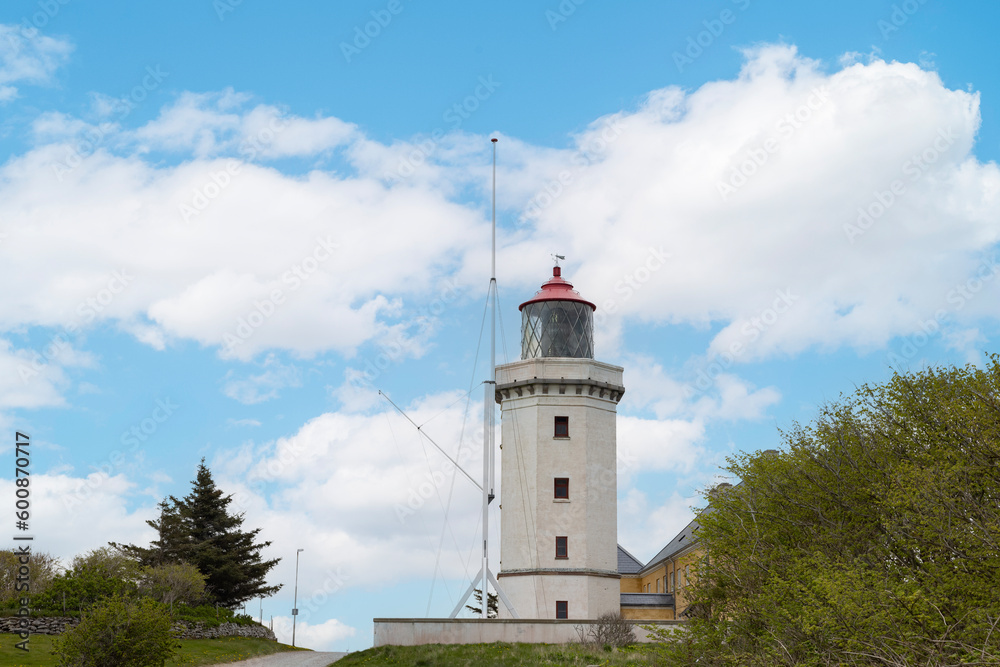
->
[209, 652, 347, 666]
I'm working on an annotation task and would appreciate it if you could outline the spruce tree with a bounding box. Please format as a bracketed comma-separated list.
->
[177, 460, 281, 607]
[115, 459, 281, 608]
[115, 499, 191, 567]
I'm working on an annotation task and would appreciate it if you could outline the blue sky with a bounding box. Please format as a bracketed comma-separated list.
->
[2, 0, 999, 651]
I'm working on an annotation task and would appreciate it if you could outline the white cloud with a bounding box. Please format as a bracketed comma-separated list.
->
[617, 416, 705, 478]
[271, 617, 356, 651]
[1, 472, 156, 562]
[0, 25, 72, 101]
[613, 355, 779, 479]
[0, 143, 483, 361]
[617, 489, 703, 562]
[223, 354, 302, 404]
[132, 90, 357, 158]
[508, 45, 1000, 361]
[4, 45, 997, 372]
[228, 418, 262, 428]
[691, 373, 782, 422]
[211, 392, 488, 596]
[0, 338, 94, 409]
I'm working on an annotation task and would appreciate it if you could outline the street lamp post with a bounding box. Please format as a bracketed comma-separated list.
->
[292, 548, 304, 648]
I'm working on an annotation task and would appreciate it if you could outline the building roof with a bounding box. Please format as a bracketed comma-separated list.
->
[639, 516, 704, 575]
[518, 266, 597, 311]
[620, 593, 675, 607]
[616, 544, 644, 574]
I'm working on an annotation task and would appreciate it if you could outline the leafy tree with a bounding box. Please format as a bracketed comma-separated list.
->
[54, 593, 178, 667]
[35, 547, 139, 614]
[138, 562, 207, 612]
[658, 360, 1000, 666]
[116, 460, 280, 608]
[0, 549, 59, 607]
[465, 588, 498, 618]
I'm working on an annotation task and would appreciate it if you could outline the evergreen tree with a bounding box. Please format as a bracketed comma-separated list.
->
[116, 459, 281, 608]
[115, 499, 190, 567]
[464, 588, 498, 618]
[177, 460, 282, 607]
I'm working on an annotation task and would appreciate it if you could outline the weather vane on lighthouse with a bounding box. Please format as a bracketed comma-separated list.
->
[551, 253, 565, 267]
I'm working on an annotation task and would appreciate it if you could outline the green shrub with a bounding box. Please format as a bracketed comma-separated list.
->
[34, 547, 139, 615]
[138, 562, 207, 611]
[170, 602, 254, 627]
[54, 594, 179, 667]
[660, 360, 1000, 666]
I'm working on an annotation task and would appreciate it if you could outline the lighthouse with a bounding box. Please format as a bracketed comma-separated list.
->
[496, 264, 625, 620]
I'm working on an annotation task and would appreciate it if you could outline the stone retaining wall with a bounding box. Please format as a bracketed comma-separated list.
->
[0, 615, 79, 635]
[0, 615, 275, 641]
[174, 621, 277, 641]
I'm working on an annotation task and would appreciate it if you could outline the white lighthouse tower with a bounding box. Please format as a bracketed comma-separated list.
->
[496, 264, 625, 620]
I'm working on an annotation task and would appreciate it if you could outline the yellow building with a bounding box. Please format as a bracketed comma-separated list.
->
[617, 517, 705, 620]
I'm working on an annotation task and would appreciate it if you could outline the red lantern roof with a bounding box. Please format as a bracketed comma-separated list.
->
[519, 266, 597, 312]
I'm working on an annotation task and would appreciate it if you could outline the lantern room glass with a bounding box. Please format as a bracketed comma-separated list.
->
[521, 300, 594, 359]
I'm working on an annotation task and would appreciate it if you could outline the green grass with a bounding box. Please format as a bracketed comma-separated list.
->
[335, 642, 662, 666]
[0, 634, 306, 666]
[0, 633, 56, 667]
[164, 636, 309, 666]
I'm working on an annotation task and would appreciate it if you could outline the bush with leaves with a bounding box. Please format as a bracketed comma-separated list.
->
[138, 562, 206, 612]
[54, 593, 178, 667]
[170, 602, 255, 628]
[0, 549, 59, 609]
[658, 360, 1000, 667]
[35, 547, 139, 615]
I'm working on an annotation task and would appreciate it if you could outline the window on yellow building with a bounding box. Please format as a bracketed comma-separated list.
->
[656, 578, 660, 593]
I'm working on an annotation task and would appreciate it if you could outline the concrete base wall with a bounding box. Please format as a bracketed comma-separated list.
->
[373, 618, 682, 647]
[497, 573, 620, 620]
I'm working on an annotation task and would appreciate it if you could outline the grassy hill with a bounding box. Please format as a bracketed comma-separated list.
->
[4, 635, 664, 666]
[335, 642, 662, 666]
[0, 634, 307, 666]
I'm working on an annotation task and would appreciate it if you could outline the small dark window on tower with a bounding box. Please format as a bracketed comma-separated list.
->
[556, 600, 568, 619]
[554, 477, 569, 499]
[555, 536, 568, 558]
[554, 416, 569, 437]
